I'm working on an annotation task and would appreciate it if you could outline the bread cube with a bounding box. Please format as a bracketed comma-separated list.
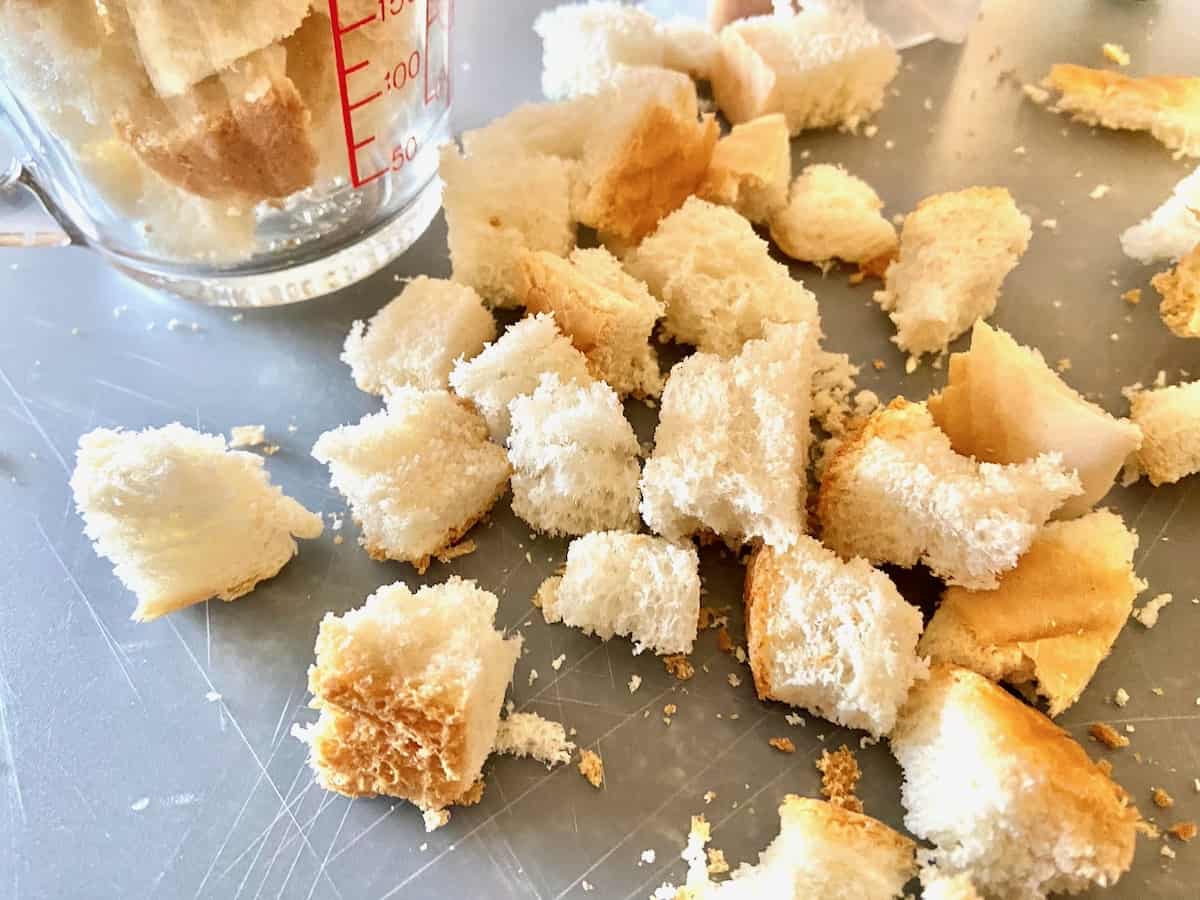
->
[640, 321, 814, 549]
[745, 538, 927, 736]
[461, 95, 601, 159]
[928, 322, 1142, 518]
[712, 7, 899, 135]
[769, 164, 898, 265]
[533, 2, 665, 100]
[1121, 166, 1200, 263]
[625, 196, 820, 357]
[297, 577, 521, 811]
[1153, 242, 1200, 338]
[449, 313, 591, 443]
[519, 248, 664, 397]
[341, 277, 495, 397]
[658, 18, 721, 81]
[538, 532, 701, 655]
[311, 391, 510, 570]
[70, 423, 322, 622]
[891, 665, 1139, 898]
[919, 510, 1140, 717]
[818, 400, 1081, 589]
[1129, 379, 1200, 485]
[507, 374, 641, 536]
[697, 113, 791, 223]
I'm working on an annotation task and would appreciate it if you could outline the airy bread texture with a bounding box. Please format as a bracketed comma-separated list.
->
[449, 313, 591, 443]
[658, 18, 722, 81]
[928, 322, 1142, 519]
[538, 532, 701, 655]
[440, 143, 577, 307]
[891, 665, 1139, 898]
[1152, 242, 1200, 337]
[1041, 64, 1200, 159]
[341, 277, 496, 396]
[712, 7, 899, 135]
[462, 95, 600, 159]
[625, 196, 820, 357]
[534, 2, 666, 100]
[745, 538, 927, 737]
[919, 510, 1140, 717]
[640, 322, 814, 549]
[1129, 379, 1200, 485]
[493, 712, 576, 767]
[311, 391, 510, 570]
[697, 113, 791, 223]
[71, 423, 322, 622]
[921, 870, 983, 900]
[507, 374, 641, 536]
[1120, 165, 1200, 263]
[518, 248, 665, 397]
[818, 400, 1082, 589]
[769, 163, 898, 265]
[874, 187, 1032, 359]
[298, 578, 521, 811]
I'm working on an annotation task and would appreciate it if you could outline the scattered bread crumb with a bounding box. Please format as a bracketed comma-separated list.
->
[1153, 787, 1175, 808]
[703, 790, 716, 804]
[1122, 288, 1142, 305]
[1090, 722, 1130, 749]
[1040, 218, 1058, 230]
[1090, 184, 1111, 199]
[1055, 358, 1072, 372]
[1162, 844, 1177, 860]
[578, 750, 604, 788]
[423, 809, 450, 832]
[664, 655, 695, 680]
[1102, 43, 1131, 66]
[551, 653, 566, 671]
[640, 849, 656, 865]
[1023, 83, 1051, 104]
[785, 713, 806, 727]
[229, 425, 266, 448]
[727, 673, 742, 688]
[872, 359, 886, 370]
[1168, 821, 1197, 841]
[816, 745, 863, 813]
[706, 848, 730, 875]
[716, 626, 734, 653]
[1133, 593, 1173, 628]
[528, 668, 539, 686]
[628, 674, 642, 694]
[1114, 688, 1130, 707]
[768, 737, 796, 753]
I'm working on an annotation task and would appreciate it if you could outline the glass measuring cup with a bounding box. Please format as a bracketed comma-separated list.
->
[0, 0, 453, 306]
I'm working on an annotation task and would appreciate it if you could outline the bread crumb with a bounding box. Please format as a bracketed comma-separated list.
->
[130, 797, 149, 812]
[261, 444, 280, 456]
[640, 849, 656, 865]
[418, 842, 428, 851]
[1168, 821, 1197, 841]
[231, 313, 244, 323]
[884, 139, 895, 150]
[872, 359, 886, 370]
[733, 646, 747, 665]
[784, 713, 805, 727]
[1126, 724, 1136, 733]
[333, 535, 344, 545]
[664, 655, 695, 681]
[715, 626, 734, 653]
[528, 668, 539, 686]
[703, 790, 716, 804]
[423, 809, 450, 832]
[1090, 184, 1111, 200]
[628, 674, 642, 694]
[863, 124, 879, 138]
[1114, 688, 1130, 707]
[578, 749, 604, 788]
[816, 745, 863, 813]
[1102, 42, 1131, 66]
[229, 425, 266, 448]
[706, 848, 729, 875]
[1013, 145, 1027, 155]
[1162, 844, 1177, 860]
[664, 703, 678, 718]
[1055, 357, 1072, 372]
[1090, 722, 1130, 749]
[581, 880, 594, 892]
[768, 737, 796, 753]
[551, 653, 566, 671]
[727, 673, 741, 688]
[1153, 787, 1175, 808]
[1152, 687, 1164, 696]
[904, 355, 918, 375]
[1122, 288, 1142, 305]
[1023, 83, 1051, 104]
[1134, 593, 1173, 628]
[1040, 218, 1058, 230]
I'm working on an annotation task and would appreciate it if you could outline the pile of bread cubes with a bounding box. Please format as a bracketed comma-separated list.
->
[66, 2, 1200, 898]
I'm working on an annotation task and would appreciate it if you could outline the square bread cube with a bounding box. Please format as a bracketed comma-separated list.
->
[640, 321, 814, 549]
[70, 424, 322, 622]
[625, 196, 820, 357]
[311, 390, 510, 571]
[768, 163, 898, 265]
[297, 577, 521, 811]
[538, 531, 701, 655]
[745, 537, 928, 737]
[341, 276, 496, 397]
[697, 112, 791, 223]
[507, 374, 641, 536]
[1129, 379, 1200, 485]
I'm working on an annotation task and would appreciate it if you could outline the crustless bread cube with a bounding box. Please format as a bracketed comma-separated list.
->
[1129, 379, 1200, 485]
[697, 113, 791, 223]
[769, 163, 898, 265]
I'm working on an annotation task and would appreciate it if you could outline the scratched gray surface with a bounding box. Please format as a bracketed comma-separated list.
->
[2, 1, 1200, 898]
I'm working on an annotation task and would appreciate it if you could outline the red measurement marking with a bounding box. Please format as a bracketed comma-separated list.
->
[328, 0, 387, 187]
[424, 0, 452, 106]
[348, 90, 383, 112]
[338, 12, 377, 35]
[344, 59, 369, 76]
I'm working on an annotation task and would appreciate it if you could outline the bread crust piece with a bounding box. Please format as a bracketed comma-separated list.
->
[1153, 242, 1200, 338]
[697, 113, 791, 224]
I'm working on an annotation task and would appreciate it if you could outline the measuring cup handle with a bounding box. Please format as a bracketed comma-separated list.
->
[0, 113, 77, 248]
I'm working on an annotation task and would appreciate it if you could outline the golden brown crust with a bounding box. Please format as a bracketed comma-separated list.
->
[1047, 64, 1200, 119]
[780, 795, 917, 870]
[816, 745, 863, 813]
[743, 543, 780, 701]
[1153, 243, 1200, 338]
[696, 113, 789, 218]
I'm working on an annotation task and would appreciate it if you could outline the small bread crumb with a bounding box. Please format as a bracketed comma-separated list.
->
[716, 627, 734, 653]
[229, 425, 266, 448]
[1114, 688, 1130, 707]
[628, 674, 642, 694]
[1090, 722, 1130, 749]
[1122, 288, 1142, 305]
[1102, 42, 1131, 66]
[1168, 821, 1197, 841]
[768, 737, 796, 754]
[872, 359, 886, 370]
[816, 745, 863, 813]
[1056, 357, 1072, 372]
[1040, 218, 1058, 230]
[863, 124, 879, 138]
[1134, 593, 1173, 628]
[727, 673, 741, 688]
[1023, 83, 1051, 104]
[551, 653, 566, 671]
[664, 655, 695, 681]
[1153, 787, 1175, 808]
[784, 713, 805, 727]
[640, 849, 656, 865]
[703, 790, 716, 804]
[423, 809, 450, 832]
[706, 848, 729, 875]
[528, 668, 539, 686]
[578, 750, 604, 788]
[1162, 844, 1177, 860]
[1090, 184, 1111, 200]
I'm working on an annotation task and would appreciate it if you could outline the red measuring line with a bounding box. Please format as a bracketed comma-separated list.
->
[327, 0, 388, 188]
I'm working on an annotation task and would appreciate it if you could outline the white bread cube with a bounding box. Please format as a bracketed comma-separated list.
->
[440, 143, 577, 308]
[311, 391, 510, 570]
[769, 163, 898, 265]
[507, 374, 641, 536]
[712, 7, 899, 135]
[538, 532, 701, 655]
[928, 322, 1142, 518]
[874, 187, 1032, 359]
[818, 400, 1082, 589]
[658, 18, 722, 81]
[1152, 241, 1200, 337]
[448, 313, 591, 443]
[341, 277, 495, 397]
[640, 321, 814, 549]
[70, 424, 322, 622]
[919, 510, 1140, 717]
[461, 95, 601, 159]
[625, 196, 820, 357]
[1121, 165, 1200, 263]
[745, 538, 927, 737]
[298, 577, 521, 811]
[533, 2, 665, 100]
[1129, 379, 1200, 485]
[891, 665, 1139, 898]
[697, 113, 791, 223]
[518, 248, 664, 398]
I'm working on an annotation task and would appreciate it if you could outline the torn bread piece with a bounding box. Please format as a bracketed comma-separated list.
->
[448, 313, 591, 443]
[297, 577, 521, 811]
[712, 6, 899, 135]
[493, 712, 575, 767]
[640, 321, 814, 550]
[71, 423, 322, 622]
[818, 400, 1082, 589]
[769, 163, 898, 266]
[518, 248, 665, 398]
[461, 94, 601, 159]
[928, 321, 1142, 519]
[341, 277, 496, 396]
[538, 532, 701, 655]
[1040, 64, 1200, 158]
[919, 510, 1140, 717]
[697, 113, 791, 223]
[625, 196, 820, 357]
[891, 665, 1139, 898]
[1152, 241, 1200, 338]
[1129, 379, 1200, 485]
[311, 391, 510, 571]
[658, 17, 722, 81]
[507, 374, 641, 536]
[745, 538, 927, 737]
[1120, 165, 1200, 263]
[874, 187, 1031, 359]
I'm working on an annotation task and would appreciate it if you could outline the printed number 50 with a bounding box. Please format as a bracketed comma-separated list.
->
[391, 137, 418, 171]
